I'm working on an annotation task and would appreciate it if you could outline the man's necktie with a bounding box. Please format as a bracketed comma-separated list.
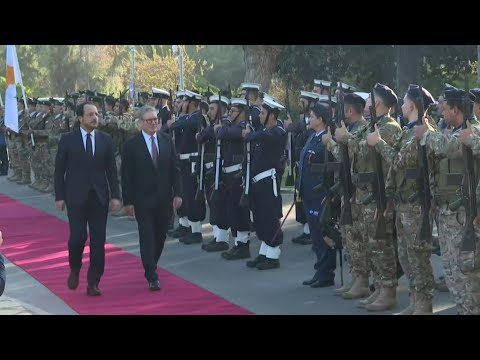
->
[151, 136, 159, 168]
[86, 133, 93, 159]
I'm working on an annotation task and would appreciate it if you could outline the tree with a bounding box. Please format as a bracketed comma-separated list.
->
[242, 45, 286, 92]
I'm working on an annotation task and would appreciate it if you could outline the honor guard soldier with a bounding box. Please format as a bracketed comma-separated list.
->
[216, 98, 254, 259]
[285, 90, 318, 245]
[313, 80, 332, 96]
[416, 88, 480, 314]
[152, 88, 171, 126]
[241, 83, 262, 132]
[368, 85, 436, 314]
[169, 90, 206, 244]
[198, 94, 231, 252]
[243, 96, 287, 270]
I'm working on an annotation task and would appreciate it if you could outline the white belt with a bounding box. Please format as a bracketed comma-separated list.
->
[205, 162, 214, 169]
[223, 164, 242, 173]
[179, 152, 198, 160]
[191, 162, 196, 174]
[252, 168, 278, 197]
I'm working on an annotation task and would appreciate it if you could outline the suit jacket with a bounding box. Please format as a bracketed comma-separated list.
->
[0, 253, 6, 296]
[122, 131, 181, 209]
[54, 128, 120, 206]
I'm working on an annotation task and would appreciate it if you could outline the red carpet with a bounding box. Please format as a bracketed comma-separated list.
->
[0, 194, 252, 315]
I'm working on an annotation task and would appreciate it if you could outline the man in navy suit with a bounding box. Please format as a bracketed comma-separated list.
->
[122, 105, 182, 290]
[54, 102, 121, 296]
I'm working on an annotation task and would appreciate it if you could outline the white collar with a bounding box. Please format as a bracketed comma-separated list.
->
[80, 127, 95, 137]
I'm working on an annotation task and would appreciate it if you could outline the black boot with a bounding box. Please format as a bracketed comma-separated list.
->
[221, 242, 250, 260]
[181, 232, 203, 244]
[256, 258, 280, 270]
[291, 232, 312, 245]
[246, 254, 266, 268]
[168, 224, 191, 239]
[202, 240, 229, 252]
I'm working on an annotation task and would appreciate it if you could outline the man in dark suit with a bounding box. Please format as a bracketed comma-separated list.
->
[122, 105, 182, 291]
[54, 103, 121, 296]
[0, 231, 6, 296]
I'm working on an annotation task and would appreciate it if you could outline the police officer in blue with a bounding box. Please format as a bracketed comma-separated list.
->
[198, 94, 231, 252]
[299, 102, 337, 287]
[169, 90, 206, 244]
[242, 96, 287, 270]
[216, 98, 255, 259]
[241, 83, 263, 132]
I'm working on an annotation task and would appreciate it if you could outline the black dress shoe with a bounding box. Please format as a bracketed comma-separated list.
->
[87, 284, 102, 296]
[149, 280, 161, 291]
[302, 277, 318, 286]
[246, 255, 266, 268]
[67, 271, 80, 290]
[310, 279, 335, 288]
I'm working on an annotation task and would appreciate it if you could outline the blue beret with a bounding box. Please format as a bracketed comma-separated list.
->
[470, 88, 480, 103]
[406, 84, 435, 107]
[374, 83, 398, 106]
[343, 93, 366, 108]
[444, 88, 475, 102]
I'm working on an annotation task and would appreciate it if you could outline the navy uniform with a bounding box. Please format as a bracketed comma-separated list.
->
[198, 95, 231, 252]
[298, 102, 338, 287]
[313, 79, 332, 96]
[218, 98, 255, 259]
[170, 90, 206, 244]
[167, 91, 191, 237]
[152, 88, 171, 126]
[245, 97, 287, 270]
[241, 83, 263, 132]
[287, 90, 318, 245]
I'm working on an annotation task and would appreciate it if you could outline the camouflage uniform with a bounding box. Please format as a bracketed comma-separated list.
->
[29, 112, 51, 190]
[377, 121, 436, 313]
[424, 125, 480, 314]
[15, 111, 32, 184]
[327, 118, 371, 291]
[44, 113, 67, 192]
[329, 114, 402, 308]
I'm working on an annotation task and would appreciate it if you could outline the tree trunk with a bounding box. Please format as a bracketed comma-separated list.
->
[396, 45, 423, 93]
[243, 45, 285, 93]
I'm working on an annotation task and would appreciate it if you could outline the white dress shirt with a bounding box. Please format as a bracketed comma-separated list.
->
[142, 130, 159, 159]
[80, 127, 96, 155]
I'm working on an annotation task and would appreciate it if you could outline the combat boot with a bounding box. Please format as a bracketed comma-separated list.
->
[246, 254, 266, 268]
[365, 286, 398, 312]
[333, 276, 355, 296]
[202, 240, 229, 252]
[181, 232, 203, 245]
[256, 258, 280, 270]
[292, 233, 312, 245]
[356, 286, 380, 308]
[9, 170, 21, 182]
[168, 224, 191, 239]
[341, 274, 370, 300]
[222, 242, 250, 260]
[412, 293, 433, 315]
[394, 290, 415, 315]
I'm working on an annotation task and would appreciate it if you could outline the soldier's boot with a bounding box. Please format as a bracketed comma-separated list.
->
[181, 232, 203, 245]
[342, 274, 371, 300]
[246, 254, 266, 268]
[40, 183, 54, 193]
[333, 274, 356, 296]
[356, 286, 380, 308]
[202, 240, 229, 252]
[111, 206, 128, 217]
[169, 225, 191, 239]
[364, 286, 398, 312]
[256, 257, 280, 270]
[292, 233, 312, 245]
[32, 180, 47, 191]
[412, 293, 433, 315]
[17, 176, 32, 185]
[221, 242, 250, 260]
[394, 290, 416, 315]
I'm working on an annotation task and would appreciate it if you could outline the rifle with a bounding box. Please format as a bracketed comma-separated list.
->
[195, 103, 206, 203]
[368, 90, 388, 240]
[407, 85, 432, 243]
[459, 76, 477, 252]
[239, 91, 252, 207]
[211, 92, 223, 203]
[285, 84, 294, 187]
[336, 86, 353, 226]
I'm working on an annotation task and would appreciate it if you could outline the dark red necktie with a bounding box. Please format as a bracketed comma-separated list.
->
[151, 136, 159, 168]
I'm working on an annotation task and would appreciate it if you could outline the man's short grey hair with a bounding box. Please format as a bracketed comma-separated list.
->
[139, 105, 157, 120]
